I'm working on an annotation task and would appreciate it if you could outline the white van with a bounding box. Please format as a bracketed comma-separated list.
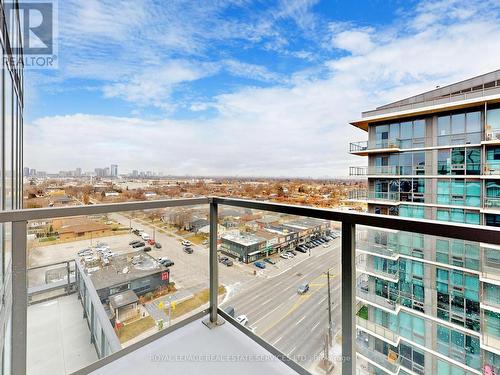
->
[141, 232, 150, 241]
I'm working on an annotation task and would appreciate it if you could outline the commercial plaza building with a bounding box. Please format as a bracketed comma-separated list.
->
[349, 71, 500, 374]
[0, 1, 24, 373]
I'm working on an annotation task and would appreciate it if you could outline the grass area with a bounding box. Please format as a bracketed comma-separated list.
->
[357, 305, 368, 320]
[187, 234, 208, 245]
[166, 286, 226, 320]
[175, 229, 190, 235]
[117, 316, 156, 343]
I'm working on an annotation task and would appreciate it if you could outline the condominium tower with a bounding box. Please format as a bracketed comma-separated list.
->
[349, 71, 500, 374]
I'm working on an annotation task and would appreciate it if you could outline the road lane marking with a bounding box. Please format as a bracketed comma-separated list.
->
[295, 315, 307, 326]
[311, 321, 321, 331]
[273, 336, 284, 345]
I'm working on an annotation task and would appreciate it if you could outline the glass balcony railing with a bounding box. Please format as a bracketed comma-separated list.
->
[484, 160, 500, 175]
[356, 283, 400, 311]
[350, 139, 400, 153]
[484, 196, 500, 209]
[356, 316, 399, 345]
[362, 263, 399, 282]
[356, 337, 400, 373]
[1, 197, 498, 375]
[348, 190, 400, 202]
[485, 127, 500, 142]
[349, 166, 368, 176]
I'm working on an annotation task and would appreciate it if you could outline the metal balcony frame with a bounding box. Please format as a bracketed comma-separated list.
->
[6, 196, 500, 375]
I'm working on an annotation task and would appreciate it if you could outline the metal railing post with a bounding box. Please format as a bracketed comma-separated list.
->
[11, 220, 27, 375]
[341, 222, 356, 374]
[203, 199, 224, 328]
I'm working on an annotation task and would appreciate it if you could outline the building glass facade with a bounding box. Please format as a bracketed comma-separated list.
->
[0, 1, 24, 374]
[351, 71, 500, 374]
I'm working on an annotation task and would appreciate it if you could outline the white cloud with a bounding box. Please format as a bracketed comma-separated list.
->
[102, 60, 217, 110]
[331, 28, 375, 55]
[26, 0, 500, 177]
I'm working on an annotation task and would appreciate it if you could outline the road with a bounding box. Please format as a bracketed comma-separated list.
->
[220, 240, 342, 370]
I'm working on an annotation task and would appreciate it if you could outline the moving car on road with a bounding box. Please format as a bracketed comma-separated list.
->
[143, 247, 152, 252]
[141, 233, 150, 241]
[297, 283, 309, 294]
[254, 261, 266, 269]
[159, 258, 174, 267]
[183, 247, 194, 254]
[147, 239, 155, 245]
[132, 242, 145, 248]
[182, 240, 191, 246]
[155, 242, 162, 249]
[129, 240, 141, 246]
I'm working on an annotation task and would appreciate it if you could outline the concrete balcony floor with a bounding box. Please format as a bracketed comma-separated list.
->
[89, 315, 302, 375]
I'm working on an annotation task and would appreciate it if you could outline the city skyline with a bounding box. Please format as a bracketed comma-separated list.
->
[24, 0, 500, 177]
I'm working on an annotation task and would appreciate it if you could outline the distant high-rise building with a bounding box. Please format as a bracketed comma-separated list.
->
[111, 164, 118, 177]
[23, 167, 30, 177]
[132, 170, 139, 178]
[75, 167, 82, 177]
[103, 167, 110, 177]
[95, 168, 104, 177]
[29, 168, 36, 177]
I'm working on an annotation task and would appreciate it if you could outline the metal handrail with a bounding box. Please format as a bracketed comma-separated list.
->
[10, 196, 500, 375]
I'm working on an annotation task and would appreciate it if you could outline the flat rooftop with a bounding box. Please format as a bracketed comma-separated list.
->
[221, 232, 266, 246]
[83, 251, 168, 291]
[88, 315, 300, 375]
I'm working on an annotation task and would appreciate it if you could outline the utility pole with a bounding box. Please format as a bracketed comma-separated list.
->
[327, 269, 333, 345]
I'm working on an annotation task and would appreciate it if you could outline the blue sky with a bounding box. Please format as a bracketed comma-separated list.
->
[25, 0, 500, 177]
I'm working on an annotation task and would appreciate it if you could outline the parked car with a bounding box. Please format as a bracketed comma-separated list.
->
[297, 283, 309, 294]
[236, 315, 248, 326]
[280, 253, 290, 259]
[184, 247, 193, 254]
[222, 258, 233, 266]
[263, 258, 276, 265]
[182, 240, 191, 246]
[155, 242, 162, 249]
[147, 239, 155, 245]
[286, 251, 295, 258]
[132, 242, 145, 248]
[132, 229, 140, 235]
[143, 246, 152, 252]
[296, 246, 307, 253]
[288, 250, 297, 256]
[254, 261, 266, 269]
[141, 233, 150, 241]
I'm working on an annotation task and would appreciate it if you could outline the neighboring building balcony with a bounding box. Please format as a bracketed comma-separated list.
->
[481, 330, 500, 356]
[356, 337, 400, 374]
[484, 196, 500, 209]
[5, 197, 500, 375]
[485, 127, 500, 144]
[350, 139, 401, 156]
[348, 190, 400, 204]
[357, 261, 400, 283]
[356, 317, 400, 346]
[356, 239, 399, 259]
[357, 284, 400, 312]
[349, 166, 368, 176]
[484, 161, 500, 175]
